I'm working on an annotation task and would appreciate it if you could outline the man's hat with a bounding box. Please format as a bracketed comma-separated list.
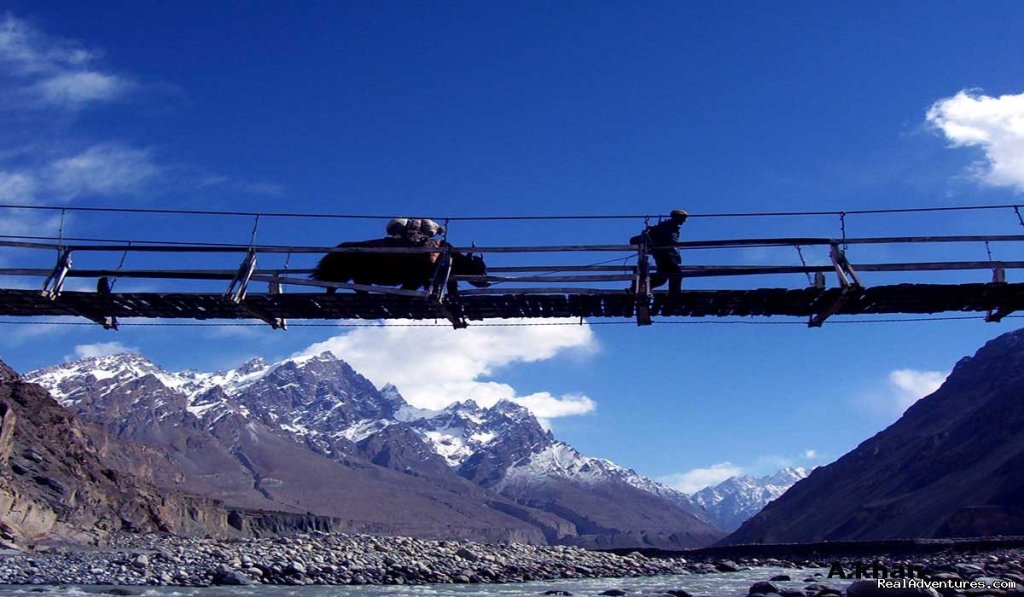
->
[670, 209, 688, 221]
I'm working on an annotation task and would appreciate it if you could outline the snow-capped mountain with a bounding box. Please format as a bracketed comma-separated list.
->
[689, 467, 808, 531]
[26, 352, 722, 548]
[498, 441, 710, 520]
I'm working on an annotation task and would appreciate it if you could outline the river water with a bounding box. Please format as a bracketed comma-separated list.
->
[0, 567, 854, 596]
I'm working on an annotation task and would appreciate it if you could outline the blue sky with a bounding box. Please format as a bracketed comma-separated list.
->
[2, 2, 1024, 493]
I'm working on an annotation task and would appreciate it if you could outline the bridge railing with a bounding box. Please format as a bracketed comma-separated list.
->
[1, 230, 1023, 328]
[2, 234, 1024, 292]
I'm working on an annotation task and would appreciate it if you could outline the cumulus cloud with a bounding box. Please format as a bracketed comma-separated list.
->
[888, 369, 946, 409]
[803, 449, 818, 460]
[0, 14, 130, 109]
[859, 368, 947, 417]
[295, 319, 598, 420]
[658, 462, 744, 494]
[927, 90, 1024, 191]
[70, 341, 138, 360]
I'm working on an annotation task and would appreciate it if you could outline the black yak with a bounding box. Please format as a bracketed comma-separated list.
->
[311, 238, 490, 293]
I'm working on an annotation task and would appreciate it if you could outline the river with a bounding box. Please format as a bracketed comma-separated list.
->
[0, 566, 853, 596]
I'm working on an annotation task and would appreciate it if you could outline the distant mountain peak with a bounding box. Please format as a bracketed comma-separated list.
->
[492, 398, 530, 417]
[763, 467, 807, 485]
[447, 399, 482, 412]
[690, 466, 809, 531]
[289, 350, 338, 365]
[236, 357, 269, 375]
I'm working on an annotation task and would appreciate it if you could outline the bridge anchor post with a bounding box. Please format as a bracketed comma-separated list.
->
[986, 267, 1013, 322]
[427, 247, 467, 329]
[225, 249, 257, 303]
[808, 244, 862, 327]
[94, 276, 119, 330]
[633, 230, 653, 326]
[40, 250, 73, 300]
[259, 273, 288, 330]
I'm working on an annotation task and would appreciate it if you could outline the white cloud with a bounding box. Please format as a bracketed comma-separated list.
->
[0, 316, 80, 345]
[37, 71, 128, 106]
[0, 14, 129, 109]
[0, 171, 34, 202]
[513, 392, 596, 418]
[0, 15, 97, 74]
[858, 368, 947, 417]
[888, 369, 945, 409]
[803, 449, 818, 459]
[47, 143, 159, 198]
[0, 15, 277, 208]
[927, 90, 1024, 191]
[294, 319, 598, 419]
[70, 341, 138, 360]
[657, 462, 744, 494]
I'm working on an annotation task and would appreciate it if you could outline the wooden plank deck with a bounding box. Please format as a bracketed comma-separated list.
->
[1, 282, 1021, 324]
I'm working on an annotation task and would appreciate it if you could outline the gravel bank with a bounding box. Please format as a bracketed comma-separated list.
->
[0, 532, 705, 587]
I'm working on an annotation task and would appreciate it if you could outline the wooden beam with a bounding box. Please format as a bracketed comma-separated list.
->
[461, 287, 620, 296]
[0, 282, 1021, 322]
[250, 275, 428, 298]
[456, 274, 633, 283]
[808, 287, 862, 328]
[2, 233, 1024, 258]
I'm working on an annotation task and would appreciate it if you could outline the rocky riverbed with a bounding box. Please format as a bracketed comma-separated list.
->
[0, 532, 712, 587]
[0, 532, 1021, 597]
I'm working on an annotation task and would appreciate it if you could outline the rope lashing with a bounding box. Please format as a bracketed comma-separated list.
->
[795, 245, 813, 285]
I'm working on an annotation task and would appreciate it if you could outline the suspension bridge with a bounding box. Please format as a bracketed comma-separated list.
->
[1, 203, 1024, 329]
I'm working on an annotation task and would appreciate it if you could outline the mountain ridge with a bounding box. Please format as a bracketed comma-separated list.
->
[721, 328, 1024, 544]
[26, 351, 722, 548]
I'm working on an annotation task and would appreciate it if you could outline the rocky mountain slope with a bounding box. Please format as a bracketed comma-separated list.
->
[723, 329, 1024, 544]
[27, 352, 722, 548]
[0, 358, 232, 546]
[690, 467, 807, 531]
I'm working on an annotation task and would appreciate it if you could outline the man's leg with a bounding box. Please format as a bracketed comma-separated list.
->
[650, 253, 670, 289]
[662, 250, 682, 294]
[668, 272, 682, 294]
